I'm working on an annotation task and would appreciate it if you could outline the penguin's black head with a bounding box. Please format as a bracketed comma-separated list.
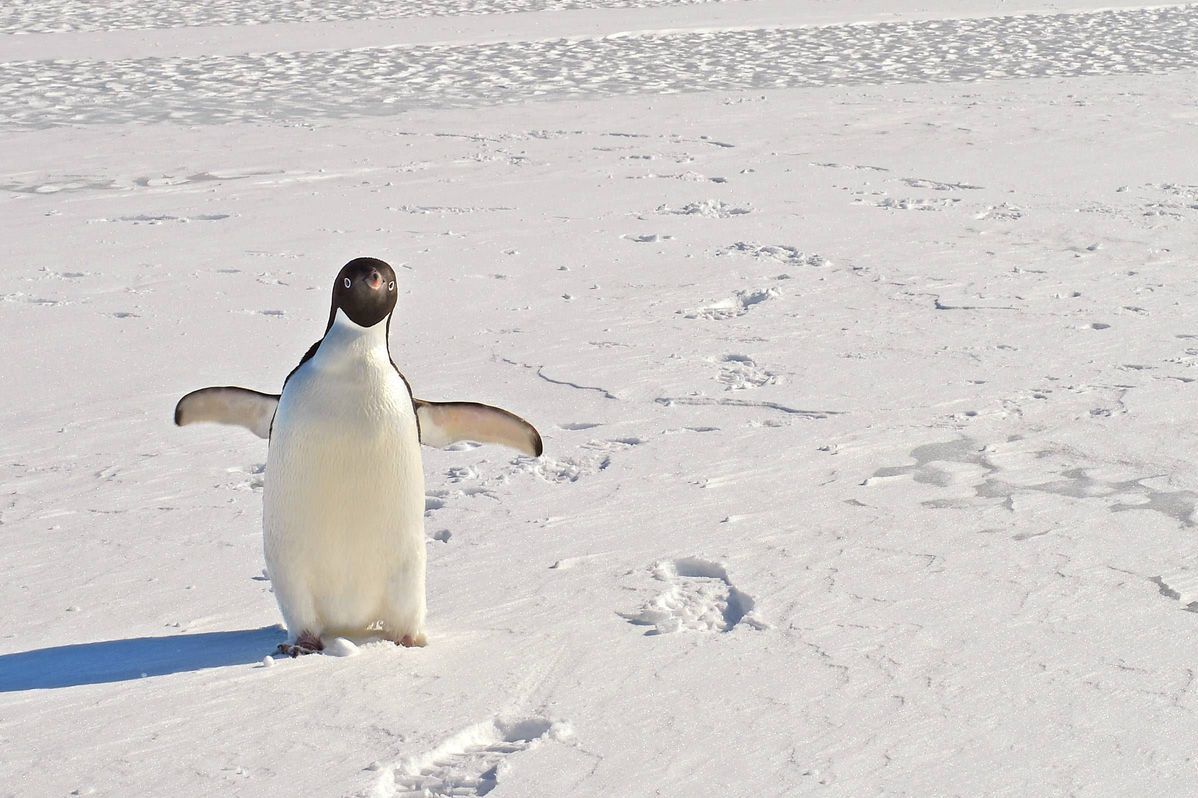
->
[330, 257, 397, 328]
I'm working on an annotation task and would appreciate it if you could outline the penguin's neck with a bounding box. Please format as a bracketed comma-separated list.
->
[313, 309, 392, 370]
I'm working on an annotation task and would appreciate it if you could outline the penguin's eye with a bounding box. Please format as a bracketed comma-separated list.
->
[343, 277, 352, 289]
[388, 281, 395, 291]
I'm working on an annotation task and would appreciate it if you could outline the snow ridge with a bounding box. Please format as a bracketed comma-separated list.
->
[5, 6, 1198, 129]
[0, 0, 732, 34]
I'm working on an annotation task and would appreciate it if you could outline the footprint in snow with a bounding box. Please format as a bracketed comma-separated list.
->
[683, 287, 780, 321]
[715, 354, 779, 390]
[656, 199, 750, 218]
[226, 463, 265, 492]
[521, 454, 611, 483]
[621, 557, 765, 635]
[868, 197, 961, 211]
[377, 716, 569, 797]
[975, 203, 1024, 221]
[723, 242, 829, 269]
[899, 177, 983, 191]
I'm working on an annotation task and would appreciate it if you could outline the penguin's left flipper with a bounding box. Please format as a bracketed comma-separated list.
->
[174, 386, 280, 439]
[414, 399, 543, 457]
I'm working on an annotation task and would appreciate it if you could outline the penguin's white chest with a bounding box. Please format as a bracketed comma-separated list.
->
[262, 316, 425, 634]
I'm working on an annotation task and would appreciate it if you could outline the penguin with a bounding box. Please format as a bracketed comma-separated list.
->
[175, 257, 542, 656]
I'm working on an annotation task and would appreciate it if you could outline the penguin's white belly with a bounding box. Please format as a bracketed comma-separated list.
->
[263, 349, 424, 636]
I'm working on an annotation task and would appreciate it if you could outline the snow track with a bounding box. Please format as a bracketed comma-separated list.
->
[621, 557, 764, 634]
[374, 717, 569, 798]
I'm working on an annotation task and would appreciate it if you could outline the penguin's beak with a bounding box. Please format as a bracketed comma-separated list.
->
[366, 270, 383, 290]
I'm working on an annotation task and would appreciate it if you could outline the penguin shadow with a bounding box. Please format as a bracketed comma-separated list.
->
[0, 625, 284, 692]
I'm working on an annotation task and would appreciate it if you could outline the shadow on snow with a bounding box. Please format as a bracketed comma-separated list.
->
[0, 626, 284, 691]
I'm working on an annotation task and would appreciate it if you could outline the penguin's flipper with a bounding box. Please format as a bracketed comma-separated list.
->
[413, 400, 543, 457]
[175, 387, 279, 439]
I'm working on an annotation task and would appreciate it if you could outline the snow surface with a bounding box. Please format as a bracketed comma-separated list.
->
[3, 1, 1198, 795]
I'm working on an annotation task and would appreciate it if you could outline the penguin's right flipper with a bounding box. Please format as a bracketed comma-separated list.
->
[414, 399, 543, 457]
[174, 387, 279, 439]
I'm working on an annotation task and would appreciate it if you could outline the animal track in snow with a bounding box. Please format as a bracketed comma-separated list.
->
[899, 177, 983, 191]
[629, 171, 727, 184]
[975, 203, 1024, 221]
[714, 354, 779, 390]
[683, 287, 779, 320]
[389, 204, 514, 215]
[656, 199, 750, 218]
[96, 213, 232, 224]
[377, 716, 570, 798]
[723, 242, 829, 269]
[516, 453, 611, 483]
[226, 463, 265, 492]
[868, 197, 961, 212]
[621, 558, 763, 635]
[446, 465, 479, 483]
[1136, 182, 1198, 219]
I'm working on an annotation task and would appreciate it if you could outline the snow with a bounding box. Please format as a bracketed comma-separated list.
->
[2, 0, 1198, 795]
[7, 5, 1198, 128]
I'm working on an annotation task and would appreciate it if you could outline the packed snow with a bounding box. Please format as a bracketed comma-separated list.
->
[2, 1, 1198, 795]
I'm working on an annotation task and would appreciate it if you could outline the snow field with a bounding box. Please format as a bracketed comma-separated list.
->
[2, 2, 1198, 796]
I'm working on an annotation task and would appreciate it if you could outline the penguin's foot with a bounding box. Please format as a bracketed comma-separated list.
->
[397, 633, 427, 648]
[277, 630, 324, 657]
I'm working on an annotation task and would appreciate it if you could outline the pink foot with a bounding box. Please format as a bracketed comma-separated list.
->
[277, 630, 324, 657]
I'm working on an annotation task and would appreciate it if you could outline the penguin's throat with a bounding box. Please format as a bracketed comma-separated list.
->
[319, 309, 391, 364]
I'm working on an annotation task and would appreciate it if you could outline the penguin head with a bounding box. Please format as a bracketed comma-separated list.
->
[331, 257, 397, 328]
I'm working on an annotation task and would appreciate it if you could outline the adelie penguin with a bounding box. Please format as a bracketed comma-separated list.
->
[175, 257, 542, 656]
